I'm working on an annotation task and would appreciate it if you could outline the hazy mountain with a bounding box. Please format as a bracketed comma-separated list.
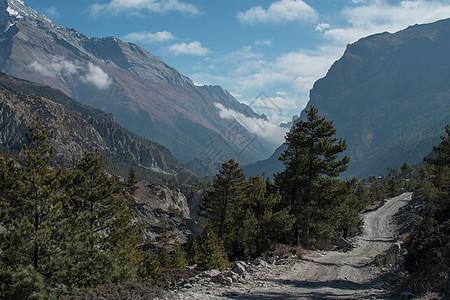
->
[0, 73, 197, 183]
[0, 0, 271, 174]
[244, 18, 450, 179]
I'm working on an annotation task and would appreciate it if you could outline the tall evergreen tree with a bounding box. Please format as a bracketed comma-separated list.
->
[276, 106, 350, 248]
[199, 159, 247, 241]
[0, 119, 67, 298]
[66, 150, 140, 286]
[245, 175, 295, 256]
[127, 166, 138, 191]
[425, 124, 450, 190]
[0, 120, 141, 297]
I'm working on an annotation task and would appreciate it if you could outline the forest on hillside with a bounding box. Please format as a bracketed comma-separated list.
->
[0, 110, 448, 299]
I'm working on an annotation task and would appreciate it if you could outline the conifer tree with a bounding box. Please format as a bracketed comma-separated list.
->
[199, 159, 247, 241]
[245, 175, 295, 256]
[425, 124, 450, 189]
[0, 119, 66, 298]
[187, 230, 229, 271]
[65, 150, 140, 287]
[276, 106, 350, 248]
[0, 120, 141, 297]
[127, 166, 138, 191]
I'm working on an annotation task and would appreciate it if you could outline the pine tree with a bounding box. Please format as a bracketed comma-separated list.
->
[425, 124, 450, 190]
[0, 120, 141, 296]
[400, 162, 412, 190]
[199, 159, 247, 242]
[187, 230, 229, 271]
[127, 166, 138, 191]
[276, 106, 350, 248]
[0, 119, 67, 298]
[170, 241, 188, 269]
[64, 150, 140, 287]
[245, 175, 295, 256]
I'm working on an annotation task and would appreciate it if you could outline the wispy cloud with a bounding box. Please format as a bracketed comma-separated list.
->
[29, 57, 112, 90]
[80, 63, 113, 90]
[29, 56, 81, 78]
[169, 41, 209, 56]
[215, 103, 289, 146]
[237, 0, 318, 24]
[123, 31, 175, 43]
[42, 7, 59, 19]
[89, 0, 199, 16]
[323, 0, 450, 46]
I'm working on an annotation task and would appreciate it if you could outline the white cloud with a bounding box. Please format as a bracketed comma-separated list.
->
[42, 7, 59, 18]
[80, 63, 113, 90]
[29, 56, 81, 78]
[123, 31, 175, 43]
[215, 103, 289, 146]
[169, 41, 209, 56]
[29, 57, 112, 90]
[237, 0, 318, 24]
[254, 39, 272, 46]
[323, 0, 450, 45]
[193, 0, 450, 125]
[89, 0, 199, 16]
[315, 23, 330, 32]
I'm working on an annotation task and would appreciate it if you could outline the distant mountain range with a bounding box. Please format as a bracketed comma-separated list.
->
[0, 0, 272, 175]
[0, 72, 197, 184]
[244, 18, 450, 179]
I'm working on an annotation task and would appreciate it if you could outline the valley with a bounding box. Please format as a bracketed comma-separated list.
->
[0, 0, 449, 299]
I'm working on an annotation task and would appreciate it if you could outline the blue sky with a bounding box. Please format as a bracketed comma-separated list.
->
[25, 0, 450, 134]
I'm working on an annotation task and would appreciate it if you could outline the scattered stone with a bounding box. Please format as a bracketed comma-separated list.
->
[222, 270, 240, 283]
[253, 258, 269, 267]
[202, 269, 221, 278]
[185, 264, 197, 270]
[232, 261, 247, 275]
[268, 256, 279, 264]
[212, 274, 233, 286]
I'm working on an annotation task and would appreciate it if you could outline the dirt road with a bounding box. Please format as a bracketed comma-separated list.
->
[168, 192, 413, 299]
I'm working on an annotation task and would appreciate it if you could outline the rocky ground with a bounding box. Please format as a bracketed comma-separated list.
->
[158, 192, 433, 300]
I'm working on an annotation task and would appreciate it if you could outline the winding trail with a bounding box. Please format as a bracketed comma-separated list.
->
[169, 192, 413, 299]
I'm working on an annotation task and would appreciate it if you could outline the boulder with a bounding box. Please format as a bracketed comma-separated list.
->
[202, 269, 221, 278]
[212, 274, 232, 286]
[232, 261, 247, 275]
[253, 258, 269, 267]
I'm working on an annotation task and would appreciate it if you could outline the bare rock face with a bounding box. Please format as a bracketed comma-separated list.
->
[0, 73, 194, 181]
[133, 182, 201, 244]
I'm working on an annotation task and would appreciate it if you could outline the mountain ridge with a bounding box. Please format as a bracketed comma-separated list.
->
[0, 0, 271, 172]
[0, 72, 197, 183]
[244, 18, 450, 179]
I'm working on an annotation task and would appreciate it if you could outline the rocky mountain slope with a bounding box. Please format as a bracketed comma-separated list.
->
[132, 182, 201, 245]
[0, 73, 195, 183]
[0, 0, 271, 173]
[244, 18, 450, 179]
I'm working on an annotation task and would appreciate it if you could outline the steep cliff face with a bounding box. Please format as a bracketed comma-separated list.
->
[0, 0, 271, 169]
[305, 19, 450, 177]
[0, 73, 195, 182]
[244, 18, 450, 179]
[133, 183, 200, 244]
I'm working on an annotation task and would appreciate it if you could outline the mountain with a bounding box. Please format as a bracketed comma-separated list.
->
[244, 18, 450, 179]
[0, 0, 271, 174]
[0, 72, 197, 183]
